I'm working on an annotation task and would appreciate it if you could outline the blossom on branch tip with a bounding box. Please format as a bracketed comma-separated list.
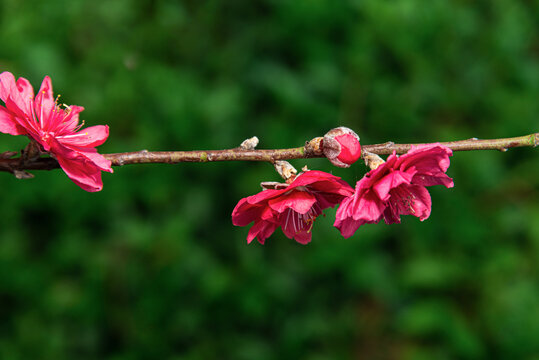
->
[323, 127, 361, 168]
[232, 170, 354, 245]
[334, 144, 453, 238]
[0, 72, 112, 191]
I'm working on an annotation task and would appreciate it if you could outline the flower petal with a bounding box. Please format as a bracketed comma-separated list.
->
[247, 220, 278, 244]
[56, 152, 105, 192]
[246, 188, 283, 205]
[0, 72, 35, 121]
[397, 144, 452, 175]
[232, 199, 263, 226]
[55, 138, 112, 172]
[4, 76, 36, 118]
[352, 190, 386, 222]
[58, 125, 110, 148]
[49, 139, 110, 191]
[77, 149, 113, 172]
[412, 172, 454, 188]
[373, 169, 413, 201]
[289, 170, 344, 188]
[0, 72, 16, 103]
[334, 189, 386, 238]
[334, 198, 362, 238]
[308, 177, 355, 198]
[268, 190, 316, 214]
[292, 230, 312, 245]
[34, 76, 55, 129]
[383, 184, 432, 224]
[55, 105, 84, 134]
[334, 216, 363, 239]
[0, 106, 26, 135]
[280, 208, 315, 243]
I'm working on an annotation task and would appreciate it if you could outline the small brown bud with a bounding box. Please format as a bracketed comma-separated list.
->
[239, 136, 259, 150]
[363, 151, 385, 170]
[274, 160, 297, 181]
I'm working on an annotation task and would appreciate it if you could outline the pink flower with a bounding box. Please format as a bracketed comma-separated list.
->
[335, 144, 453, 238]
[232, 170, 354, 244]
[0, 72, 112, 191]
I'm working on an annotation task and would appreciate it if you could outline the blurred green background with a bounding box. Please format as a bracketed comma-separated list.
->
[1, 0, 538, 359]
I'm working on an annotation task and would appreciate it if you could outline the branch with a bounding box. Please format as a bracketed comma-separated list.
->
[0, 132, 537, 174]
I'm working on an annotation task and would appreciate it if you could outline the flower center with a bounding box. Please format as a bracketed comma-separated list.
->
[388, 186, 418, 215]
[41, 131, 53, 143]
[284, 201, 322, 235]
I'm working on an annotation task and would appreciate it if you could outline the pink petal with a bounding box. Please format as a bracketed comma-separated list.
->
[259, 205, 276, 220]
[56, 152, 105, 192]
[232, 200, 264, 226]
[56, 142, 112, 172]
[288, 171, 354, 210]
[246, 220, 278, 244]
[313, 192, 346, 209]
[289, 170, 341, 187]
[268, 190, 316, 214]
[0, 73, 35, 122]
[0, 106, 26, 135]
[257, 222, 279, 244]
[334, 216, 364, 239]
[59, 125, 109, 148]
[47, 139, 110, 191]
[280, 208, 315, 242]
[334, 197, 365, 238]
[34, 76, 55, 129]
[292, 230, 312, 245]
[412, 172, 454, 188]
[9, 77, 35, 118]
[335, 133, 361, 165]
[232, 199, 254, 226]
[55, 105, 84, 133]
[246, 188, 283, 205]
[78, 149, 112, 172]
[0, 72, 16, 103]
[334, 189, 386, 238]
[308, 177, 355, 198]
[356, 155, 398, 191]
[352, 190, 386, 222]
[397, 144, 452, 174]
[383, 184, 432, 224]
[373, 170, 413, 201]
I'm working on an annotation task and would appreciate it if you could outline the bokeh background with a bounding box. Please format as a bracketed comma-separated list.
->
[1, 0, 538, 359]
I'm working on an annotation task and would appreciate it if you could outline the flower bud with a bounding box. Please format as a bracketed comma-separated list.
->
[273, 160, 297, 182]
[363, 151, 385, 170]
[323, 127, 361, 167]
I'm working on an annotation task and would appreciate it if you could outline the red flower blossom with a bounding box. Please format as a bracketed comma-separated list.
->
[0, 72, 112, 191]
[232, 170, 354, 244]
[335, 144, 453, 238]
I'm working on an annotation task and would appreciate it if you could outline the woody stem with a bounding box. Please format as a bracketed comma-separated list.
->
[0, 132, 537, 173]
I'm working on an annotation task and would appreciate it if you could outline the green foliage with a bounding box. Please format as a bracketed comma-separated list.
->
[0, 0, 538, 358]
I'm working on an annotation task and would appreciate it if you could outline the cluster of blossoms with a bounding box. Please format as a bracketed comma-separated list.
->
[0, 72, 454, 244]
[0, 72, 111, 191]
[233, 131, 453, 243]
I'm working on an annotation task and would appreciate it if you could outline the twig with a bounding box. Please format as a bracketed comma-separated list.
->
[0, 133, 537, 174]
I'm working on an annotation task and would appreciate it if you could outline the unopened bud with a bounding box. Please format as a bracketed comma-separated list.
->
[239, 136, 259, 150]
[323, 127, 361, 168]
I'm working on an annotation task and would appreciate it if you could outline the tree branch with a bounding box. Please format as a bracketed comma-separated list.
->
[0, 132, 537, 174]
